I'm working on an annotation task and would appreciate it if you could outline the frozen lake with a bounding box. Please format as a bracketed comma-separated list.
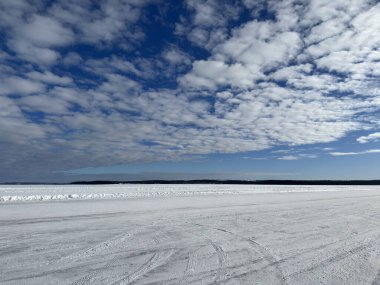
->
[1, 185, 380, 284]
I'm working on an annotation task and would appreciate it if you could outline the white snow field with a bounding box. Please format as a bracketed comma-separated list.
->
[1, 185, 380, 285]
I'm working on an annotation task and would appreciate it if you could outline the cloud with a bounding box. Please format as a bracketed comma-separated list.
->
[0, 0, 152, 66]
[26, 71, 73, 85]
[62, 52, 83, 66]
[1, 1, 380, 181]
[278, 155, 300, 160]
[180, 60, 263, 89]
[330, 149, 380, 156]
[49, 0, 151, 44]
[0, 3, 74, 65]
[8, 40, 61, 65]
[357, 132, 380, 144]
[176, 0, 242, 49]
[162, 47, 192, 66]
[178, 0, 380, 152]
[18, 95, 72, 115]
[16, 15, 75, 47]
[277, 153, 318, 160]
[0, 77, 45, 95]
[0, 97, 45, 143]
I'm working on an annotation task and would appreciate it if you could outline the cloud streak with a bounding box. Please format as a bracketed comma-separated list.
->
[330, 149, 380, 156]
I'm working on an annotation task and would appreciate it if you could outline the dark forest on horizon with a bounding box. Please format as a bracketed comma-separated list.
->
[3, 180, 380, 185]
[72, 180, 380, 185]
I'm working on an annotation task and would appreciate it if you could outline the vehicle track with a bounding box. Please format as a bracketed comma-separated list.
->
[109, 251, 162, 285]
[287, 233, 380, 279]
[107, 232, 175, 285]
[179, 249, 197, 284]
[209, 240, 228, 283]
[287, 243, 368, 278]
[193, 223, 288, 285]
[70, 255, 124, 285]
[56, 232, 133, 265]
[68, 226, 173, 285]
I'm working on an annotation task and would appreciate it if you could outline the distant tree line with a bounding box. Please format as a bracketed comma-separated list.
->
[69, 180, 380, 185]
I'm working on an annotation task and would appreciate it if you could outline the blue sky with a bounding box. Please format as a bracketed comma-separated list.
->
[1, 0, 380, 182]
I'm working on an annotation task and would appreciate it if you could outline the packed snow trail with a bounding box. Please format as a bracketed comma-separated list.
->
[1, 186, 380, 284]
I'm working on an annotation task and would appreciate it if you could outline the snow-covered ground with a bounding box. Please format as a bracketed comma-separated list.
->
[1, 185, 380, 284]
[1, 184, 379, 202]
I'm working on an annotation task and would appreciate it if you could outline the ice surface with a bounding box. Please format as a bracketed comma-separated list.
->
[1, 185, 380, 284]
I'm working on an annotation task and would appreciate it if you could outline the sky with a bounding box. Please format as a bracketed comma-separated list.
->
[1, 0, 380, 182]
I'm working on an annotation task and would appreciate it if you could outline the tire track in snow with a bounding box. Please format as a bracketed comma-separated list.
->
[288, 236, 379, 278]
[55, 233, 133, 265]
[69, 227, 165, 285]
[179, 249, 197, 284]
[193, 223, 287, 285]
[70, 256, 123, 285]
[107, 233, 175, 285]
[186, 224, 231, 284]
[209, 240, 228, 283]
[244, 237, 287, 285]
[109, 251, 162, 285]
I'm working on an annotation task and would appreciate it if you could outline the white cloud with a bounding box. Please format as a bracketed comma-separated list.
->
[16, 15, 74, 47]
[278, 155, 299, 160]
[0, 3, 74, 65]
[176, 0, 242, 49]
[162, 48, 191, 66]
[49, 0, 150, 44]
[178, 0, 380, 155]
[0, 97, 45, 143]
[357, 132, 380, 144]
[275, 151, 318, 161]
[0, 77, 45, 95]
[26, 71, 73, 85]
[0, 0, 151, 66]
[18, 95, 72, 115]
[180, 60, 262, 89]
[330, 149, 380, 156]
[62, 52, 83, 66]
[181, 19, 303, 90]
[8, 39, 60, 65]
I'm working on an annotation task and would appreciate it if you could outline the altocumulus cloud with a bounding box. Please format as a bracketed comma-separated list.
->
[1, 0, 380, 181]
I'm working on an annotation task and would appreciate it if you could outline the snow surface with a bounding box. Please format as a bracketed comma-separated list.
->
[1, 184, 379, 202]
[1, 185, 380, 284]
